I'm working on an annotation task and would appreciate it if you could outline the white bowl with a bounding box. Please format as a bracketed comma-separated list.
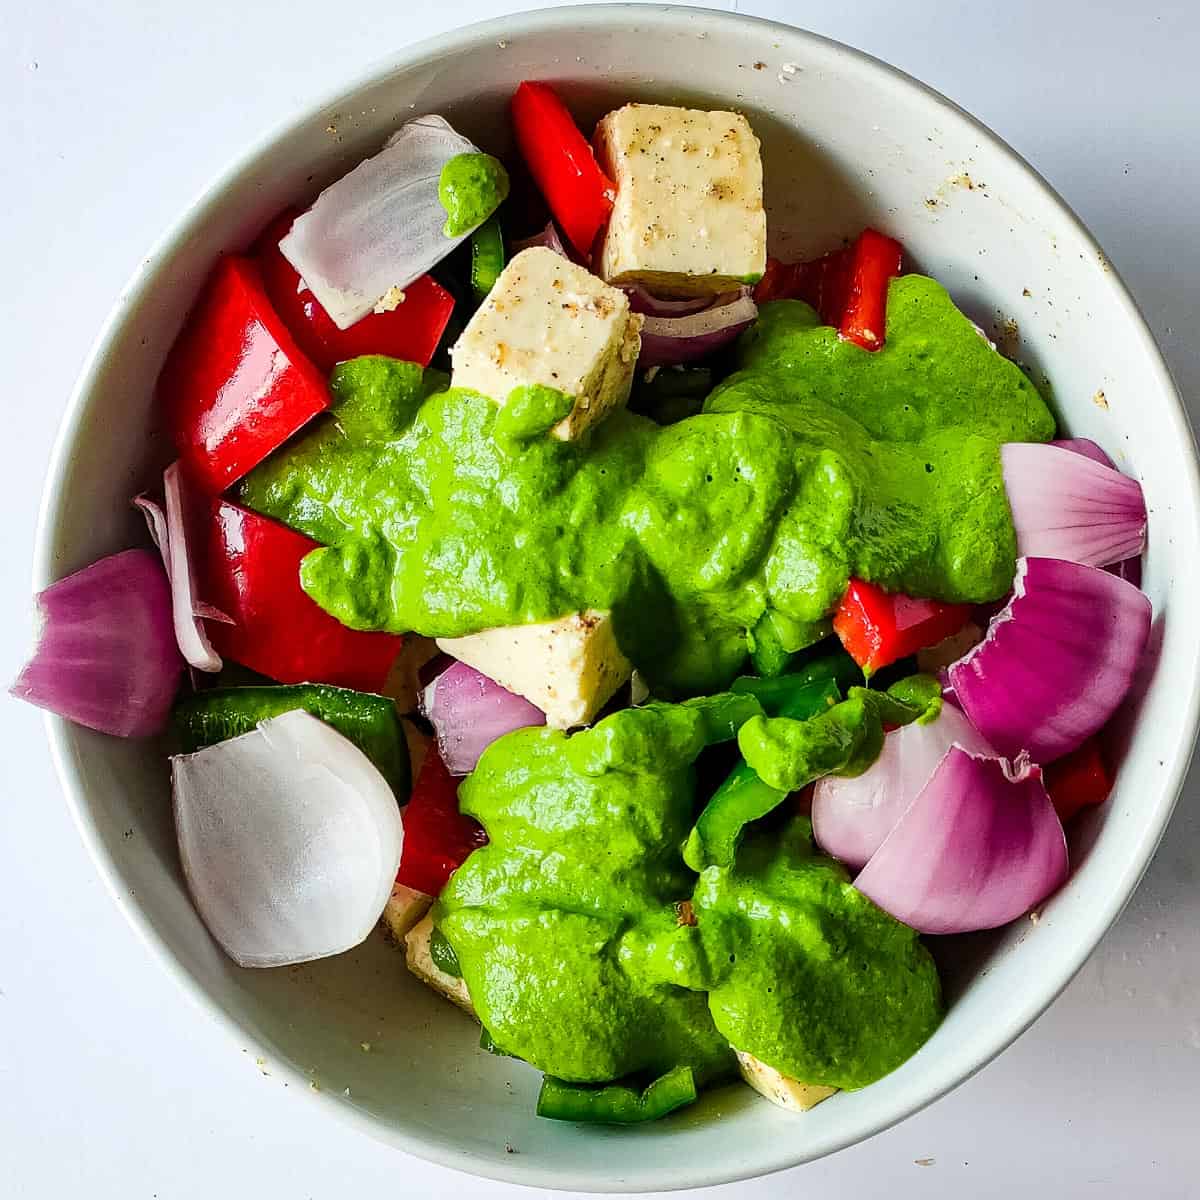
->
[35, 4, 1200, 1191]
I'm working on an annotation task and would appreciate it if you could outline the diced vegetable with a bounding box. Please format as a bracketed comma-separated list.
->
[1001, 442, 1147, 567]
[637, 293, 758, 368]
[11, 549, 183, 737]
[420, 659, 545, 776]
[625, 287, 711, 317]
[947, 557, 1151, 761]
[173, 682, 410, 802]
[256, 210, 455, 370]
[193, 499, 403, 693]
[279, 115, 478, 328]
[812, 701, 992, 870]
[160, 257, 330, 493]
[839, 229, 904, 350]
[730, 652, 863, 714]
[510, 81, 615, 257]
[469, 215, 506, 301]
[172, 710, 403, 967]
[536, 1066, 697, 1124]
[683, 678, 840, 872]
[833, 578, 971, 676]
[511, 220, 568, 258]
[395, 745, 487, 896]
[428, 926, 462, 977]
[853, 746, 1068, 934]
[1043, 736, 1112, 824]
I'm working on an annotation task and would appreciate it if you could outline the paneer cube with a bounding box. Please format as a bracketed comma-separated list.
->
[449, 247, 642, 440]
[380, 882, 433, 943]
[436, 609, 631, 730]
[735, 1050, 838, 1112]
[404, 914, 476, 1016]
[594, 104, 767, 297]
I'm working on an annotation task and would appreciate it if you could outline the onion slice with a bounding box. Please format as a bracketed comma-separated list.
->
[1001, 442, 1146, 567]
[626, 287, 712, 318]
[172, 710, 403, 967]
[280, 114, 478, 329]
[512, 221, 569, 259]
[420, 659, 545, 775]
[854, 746, 1068, 935]
[11, 549, 183, 737]
[813, 703, 992, 871]
[638, 293, 758, 368]
[948, 556, 1151, 761]
[1050, 437, 1114, 468]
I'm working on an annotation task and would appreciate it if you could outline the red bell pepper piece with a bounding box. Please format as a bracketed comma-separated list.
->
[159, 256, 330, 494]
[754, 229, 902, 350]
[396, 746, 488, 896]
[194, 497, 402, 692]
[255, 211, 455, 371]
[1044, 738, 1111, 824]
[840, 228, 904, 350]
[511, 81, 615, 258]
[833, 578, 971, 675]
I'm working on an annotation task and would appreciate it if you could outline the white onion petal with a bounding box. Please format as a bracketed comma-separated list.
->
[172, 710, 403, 968]
[162, 462, 224, 672]
[1001, 442, 1146, 567]
[947, 556, 1151, 761]
[421, 659, 545, 776]
[638, 294, 758, 367]
[813, 704, 992, 871]
[854, 746, 1068, 935]
[280, 114, 478, 329]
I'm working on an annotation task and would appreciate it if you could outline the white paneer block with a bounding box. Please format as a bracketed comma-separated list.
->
[436, 609, 632, 730]
[449, 247, 642, 440]
[404, 914, 476, 1016]
[735, 1050, 838, 1112]
[380, 882, 433, 943]
[594, 104, 767, 297]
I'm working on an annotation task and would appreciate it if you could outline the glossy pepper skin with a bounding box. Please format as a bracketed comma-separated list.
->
[1044, 737, 1111, 823]
[833, 578, 970, 676]
[395, 745, 488, 897]
[160, 256, 330, 494]
[536, 1066, 697, 1125]
[194, 498, 403, 693]
[511, 81, 615, 257]
[754, 228, 904, 350]
[255, 211, 456, 371]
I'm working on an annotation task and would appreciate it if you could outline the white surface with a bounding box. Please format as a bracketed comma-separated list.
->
[1, 1, 1197, 1196]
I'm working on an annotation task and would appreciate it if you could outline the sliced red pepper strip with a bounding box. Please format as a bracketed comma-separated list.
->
[511, 81, 615, 258]
[754, 247, 850, 323]
[193, 497, 402, 692]
[159, 256, 330, 494]
[255, 211, 455, 371]
[1044, 737, 1111, 824]
[839, 228, 904, 350]
[833, 578, 971, 675]
[396, 745, 488, 896]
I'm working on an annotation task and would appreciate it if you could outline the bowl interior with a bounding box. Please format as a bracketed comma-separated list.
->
[37, 6, 1200, 1192]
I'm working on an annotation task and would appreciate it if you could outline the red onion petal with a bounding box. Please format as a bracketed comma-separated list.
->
[11, 549, 183, 737]
[1001, 442, 1146, 567]
[854, 747, 1068, 935]
[637, 294, 758, 368]
[1050, 437, 1115, 468]
[812, 704, 992, 871]
[172, 710, 403, 967]
[625, 286, 712, 317]
[512, 221, 569, 259]
[421, 659, 545, 775]
[948, 556, 1151, 761]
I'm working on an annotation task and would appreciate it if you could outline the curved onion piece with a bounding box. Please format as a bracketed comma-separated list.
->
[133, 493, 168, 555]
[172, 710, 403, 967]
[11, 549, 183, 737]
[1050, 437, 1114, 468]
[812, 704, 992, 870]
[626, 287, 712, 318]
[948, 557, 1151, 761]
[854, 747, 1068, 934]
[163, 462, 224, 672]
[280, 115, 478, 329]
[421, 659, 545, 775]
[638, 293, 758, 367]
[512, 221, 569, 258]
[1001, 442, 1146, 567]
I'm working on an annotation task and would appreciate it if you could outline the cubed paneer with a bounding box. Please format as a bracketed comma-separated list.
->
[593, 104, 767, 297]
[449, 247, 642, 440]
[404, 914, 476, 1016]
[380, 882, 433, 943]
[436, 609, 631, 730]
[735, 1050, 838, 1112]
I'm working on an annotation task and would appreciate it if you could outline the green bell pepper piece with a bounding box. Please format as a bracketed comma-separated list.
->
[536, 1066, 697, 1124]
[470, 215, 506, 301]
